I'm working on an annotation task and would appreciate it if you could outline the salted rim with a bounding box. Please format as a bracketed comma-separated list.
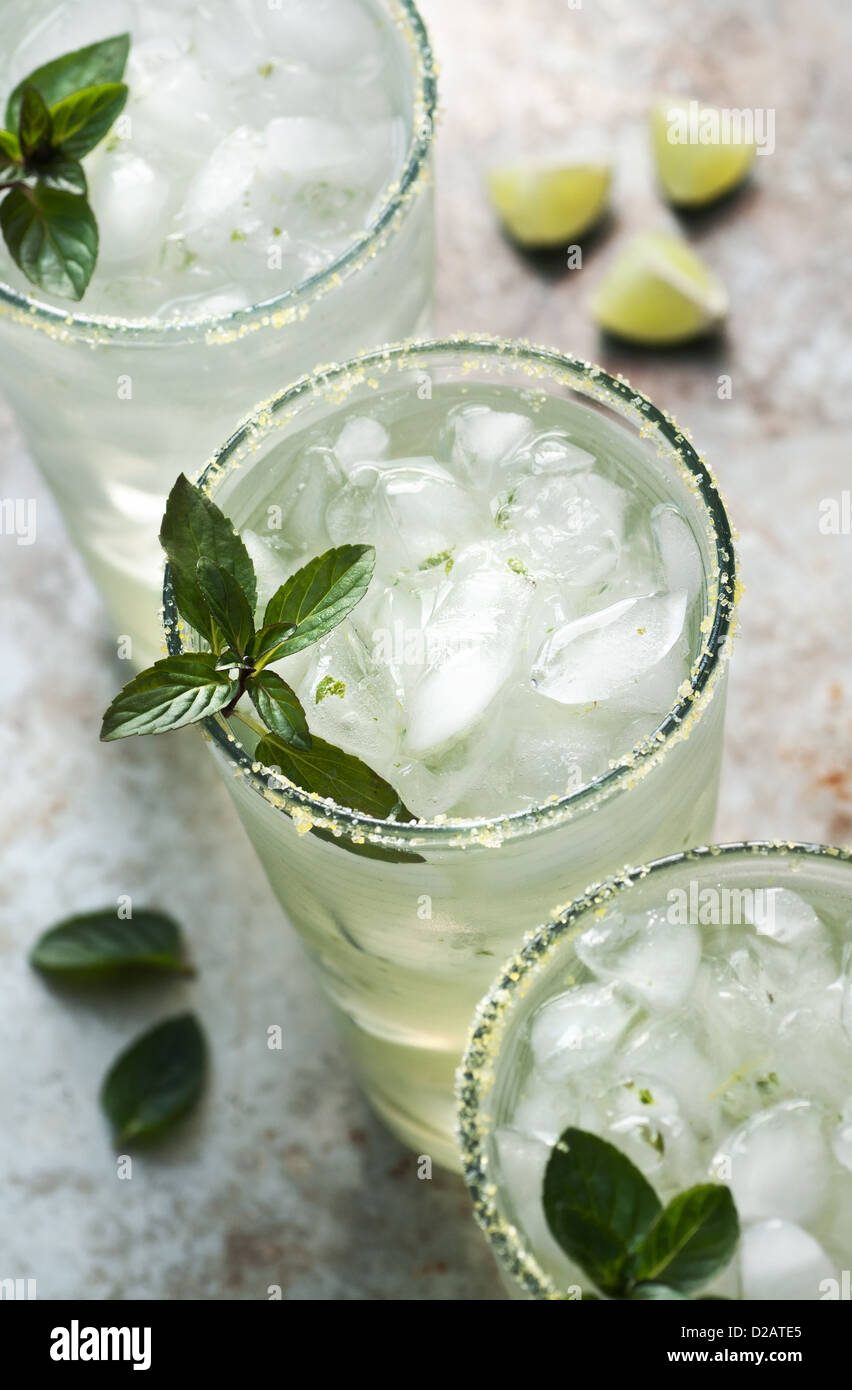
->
[0, 0, 436, 346]
[455, 839, 852, 1299]
[163, 333, 738, 852]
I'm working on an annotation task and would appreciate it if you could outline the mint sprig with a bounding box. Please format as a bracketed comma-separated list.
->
[543, 1127, 739, 1300]
[101, 474, 419, 856]
[0, 34, 130, 300]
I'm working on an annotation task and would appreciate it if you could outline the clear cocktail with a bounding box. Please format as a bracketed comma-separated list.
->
[0, 0, 435, 666]
[458, 842, 852, 1299]
[164, 337, 736, 1168]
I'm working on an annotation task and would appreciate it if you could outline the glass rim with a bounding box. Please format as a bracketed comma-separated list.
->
[0, 0, 436, 347]
[163, 333, 737, 852]
[455, 838, 852, 1299]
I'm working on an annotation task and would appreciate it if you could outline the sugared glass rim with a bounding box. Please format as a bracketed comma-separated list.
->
[456, 839, 852, 1299]
[163, 334, 738, 852]
[0, 0, 436, 347]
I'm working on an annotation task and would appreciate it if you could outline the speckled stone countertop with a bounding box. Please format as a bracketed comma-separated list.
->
[2, 0, 851, 1300]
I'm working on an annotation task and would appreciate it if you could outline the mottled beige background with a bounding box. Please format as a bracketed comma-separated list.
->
[1, 0, 850, 1299]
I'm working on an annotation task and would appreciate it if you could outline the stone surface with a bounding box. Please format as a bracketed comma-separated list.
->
[1, 0, 850, 1300]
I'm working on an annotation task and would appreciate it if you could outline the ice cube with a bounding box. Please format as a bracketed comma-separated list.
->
[746, 888, 832, 954]
[511, 1071, 602, 1146]
[651, 504, 704, 608]
[253, 0, 381, 73]
[128, 49, 221, 145]
[298, 625, 402, 769]
[530, 984, 636, 1082]
[264, 117, 369, 181]
[179, 126, 266, 242]
[450, 406, 534, 487]
[241, 529, 295, 611]
[774, 984, 852, 1106]
[575, 909, 701, 1013]
[88, 152, 171, 266]
[402, 566, 533, 755]
[713, 1099, 830, 1225]
[531, 591, 688, 705]
[531, 433, 596, 475]
[603, 1077, 699, 1188]
[740, 1220, 836, 1301]
[620, 1017, 721, 1134]
[501, 472, 627, 584]
[326, 458, 483, 575]
[277, 449, 343, 546]
[333, 416, 391, 470]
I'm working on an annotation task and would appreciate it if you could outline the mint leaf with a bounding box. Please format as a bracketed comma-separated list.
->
[0, 129, 24, 182]
[196, 556, 255, 657]
[0, 129, 21, 162]
[100, 652, 236, 741]
[249, 670, 311, 750]
[255, 732, 415, 821]
[30, 909, 186, 977]
[246, 621, 298, 671]
[0, 184, 97, 299]
[632, 1184, 739, 1295]
[543, 1127, 662, 1297]
[263, 544, 375, 654]
[160, 474, 257, 647]
[48, 82, 127, 159]
[6, 33, 130, 130]
[100, 1013, 206, 1145]
[18, 86, 52, 159]
[629, 1283, 690, 1300]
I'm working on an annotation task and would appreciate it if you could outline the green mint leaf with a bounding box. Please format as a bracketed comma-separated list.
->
[30, 909, 186, 978]
[159, 474, 257, 647]
[100, 652, 236, 741]
[245, 621, 298, 671]
[100, 1013, 206, 1145]
[196, 556, 255, 657]
[0, 129, 22, 161]
[543, 1127, 662, 1297]
[254, 732, 416, 821]
[263, 544, 375, 654]
[48, 82, 127, 159]
[0, 129, 24, 182]
[0, 184, 97, 299]
[249, 669, 311, 750]
[32, 153, 87, 195]
[6, 33, 130, 130]
[18, 86, 52, 159]
[632, 1184, 739, 1295]
[629, 1283, 690, 1300]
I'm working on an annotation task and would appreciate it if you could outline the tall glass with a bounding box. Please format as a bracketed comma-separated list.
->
[0, 0, 436, 669]
[457, 842, 852, 1298]
[164, 337, 737, 1169]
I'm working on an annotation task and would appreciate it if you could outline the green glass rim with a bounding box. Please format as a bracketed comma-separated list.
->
[163, 333, 737, 852]
[0, 0, 437, 345]
[455, 838, 852, 1299]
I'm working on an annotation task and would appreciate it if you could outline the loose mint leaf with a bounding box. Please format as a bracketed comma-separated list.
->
[255, 732, 416, 821]
[159, 474, 257, 647]
[6, 33, 131, 130]
[18, 86, 52, 159]
[633, 1184, 739, 1295]
[246, 621, 298, 671]
[249, 670, 311, 750]
[0, 184, 97, 299]
[30, 909, 186, 977]
[100, 1013, 206, 1145]
[196, 556, 254, 657]
[100, 652, 236, 741]
[263, 544, 375, 654]
[543, 1127, 662, 1297]
[629, 1283, 690, 1300]
[33, 154, 87, 195]
[48, 82, 128, 159]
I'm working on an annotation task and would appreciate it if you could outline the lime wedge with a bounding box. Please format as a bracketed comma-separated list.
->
[650, 98, 756, 207]
[488, 161, 611, 247]
[591, 230, 727, 345]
